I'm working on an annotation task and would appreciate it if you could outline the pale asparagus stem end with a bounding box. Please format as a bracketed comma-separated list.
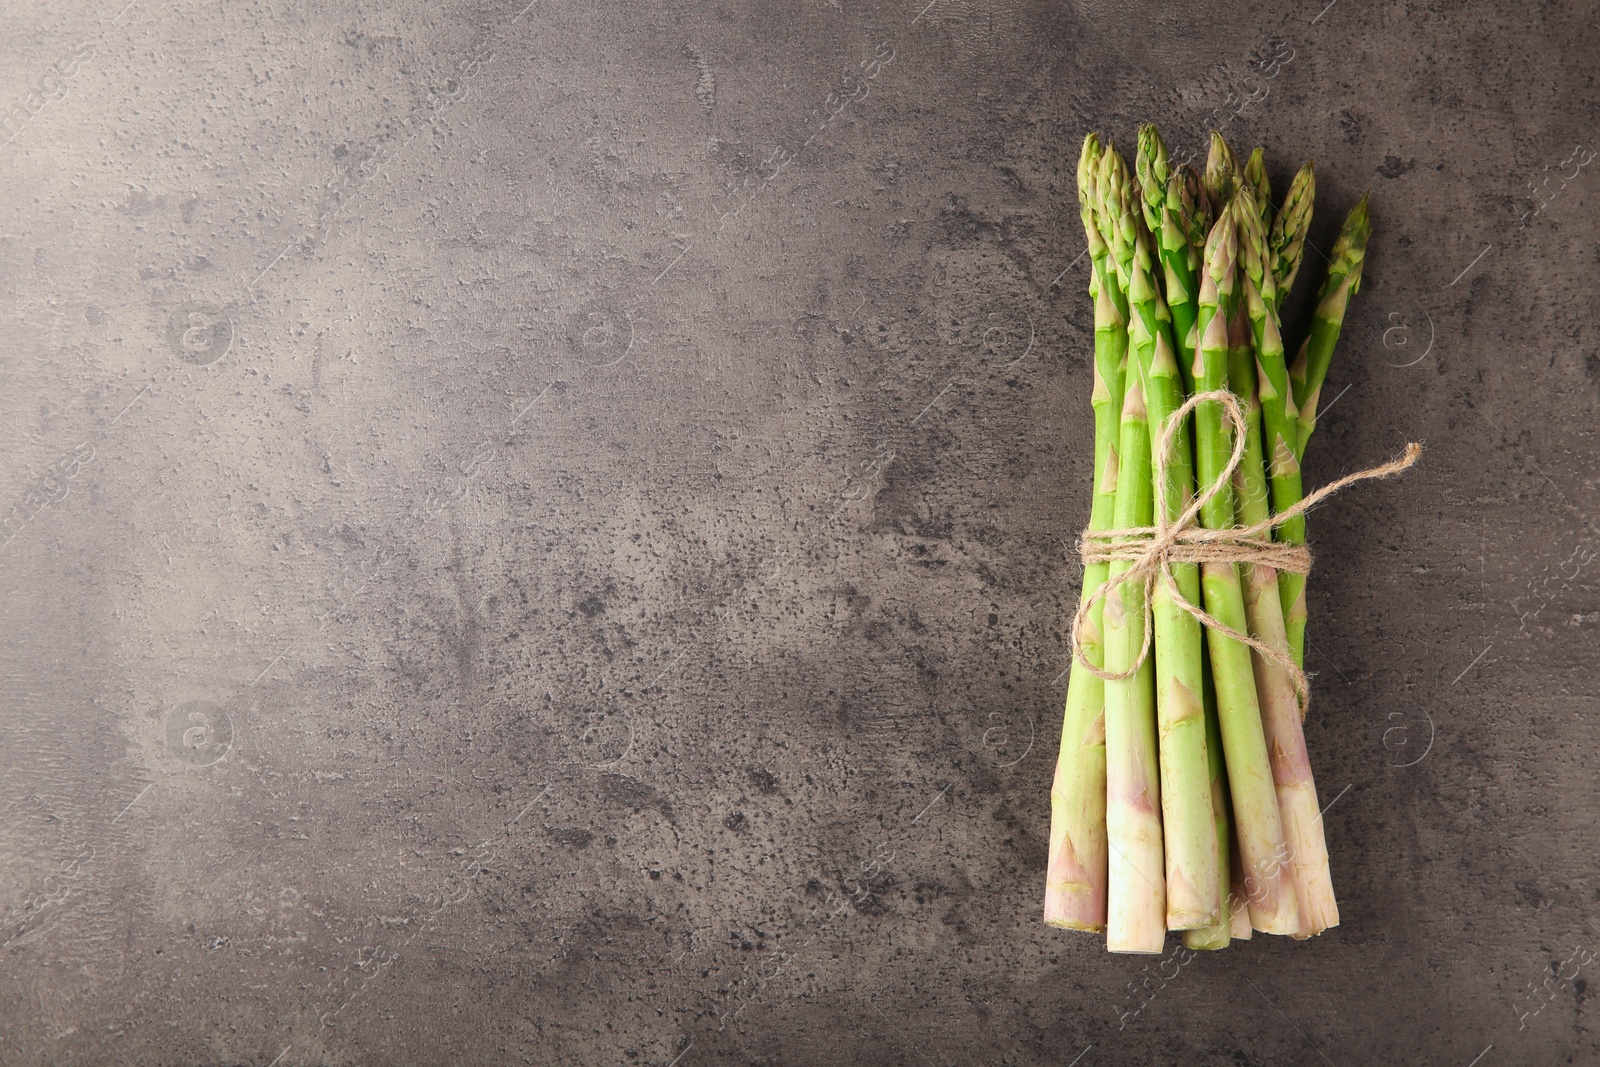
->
[1045, 713, 1108, 931]
[1241, 557, 1336, 938]
[1105, 721, 1168, 946]
[1158, 676, 1217, 930]
[1280, 782, 1339, 935]
[1044, 795, 1105, 932]
[1227, 834, 1254, 940]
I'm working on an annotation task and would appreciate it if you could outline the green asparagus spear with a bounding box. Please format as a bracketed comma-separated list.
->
[1046, 134, 1123, 932]
[1098, 146, 1168, 953]
[1237, 186, 1310, 661]
[1290, 194, 1371, 451]
[1127, 218, 1219, 933]
[1279, 195, 1370, 664]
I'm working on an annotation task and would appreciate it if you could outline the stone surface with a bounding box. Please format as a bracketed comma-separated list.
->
[1, 0, 1596, 1063]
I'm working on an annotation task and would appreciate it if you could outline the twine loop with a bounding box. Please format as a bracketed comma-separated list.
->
[1070, 388, 1422, 718]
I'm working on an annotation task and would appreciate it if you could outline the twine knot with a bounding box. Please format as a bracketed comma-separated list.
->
[1070, 388, 1422, 718]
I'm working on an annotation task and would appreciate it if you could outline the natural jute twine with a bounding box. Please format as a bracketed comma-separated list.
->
[1070, 388, 1421, 719]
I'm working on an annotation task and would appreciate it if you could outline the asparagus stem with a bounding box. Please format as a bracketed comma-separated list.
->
[1182, 641, 1233, 951]
[1192, 205, 1300, 935]
[1242, 549, 1339, 935]
[1103, 366, 1166, 953]
[1099, 147, 1167, 954]
[1127, 219, 1218, 932]
[1237, 190, 1311, 672]
[1279, 195, 1370, 665]
[1046, 134, 1124, 931]
[1226, 323, 1339, 935]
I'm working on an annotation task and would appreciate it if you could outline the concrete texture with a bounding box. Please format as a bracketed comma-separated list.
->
[1, 0, 1597, 1063]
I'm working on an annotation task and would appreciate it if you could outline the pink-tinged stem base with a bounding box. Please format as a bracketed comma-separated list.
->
[1244, 562, 1339, 936]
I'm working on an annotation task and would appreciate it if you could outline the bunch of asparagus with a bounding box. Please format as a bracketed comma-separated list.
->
[1044, 126, 1371, 952]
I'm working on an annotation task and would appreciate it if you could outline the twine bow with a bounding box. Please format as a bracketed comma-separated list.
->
[1070, 388, 1422, 718]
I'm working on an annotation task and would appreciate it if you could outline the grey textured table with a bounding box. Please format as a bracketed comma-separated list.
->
[2, 1, 1596, 1064]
